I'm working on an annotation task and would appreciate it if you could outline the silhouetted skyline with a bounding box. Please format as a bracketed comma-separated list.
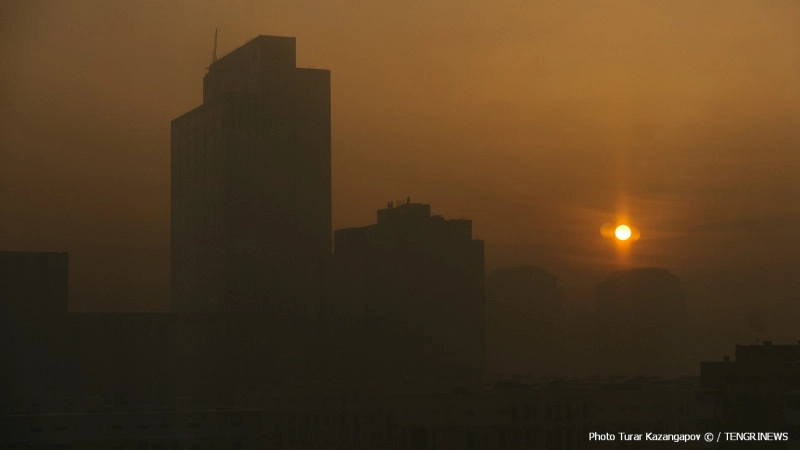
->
[3, 12, 800, 445]
[2, 1, 799, 313]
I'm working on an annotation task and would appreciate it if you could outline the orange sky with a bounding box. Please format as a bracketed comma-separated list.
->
[2, 0, 799, 311]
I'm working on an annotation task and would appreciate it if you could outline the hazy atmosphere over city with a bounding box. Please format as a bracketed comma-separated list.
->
[2, 0, 800, 314]
[6, 2, 800, 447]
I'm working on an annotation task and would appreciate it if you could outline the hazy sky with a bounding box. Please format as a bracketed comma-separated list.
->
[2, 0, 799, 311]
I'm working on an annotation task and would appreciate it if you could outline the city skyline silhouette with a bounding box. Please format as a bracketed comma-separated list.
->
[2, 1, 800, 447]
[3, 1, 799, 317]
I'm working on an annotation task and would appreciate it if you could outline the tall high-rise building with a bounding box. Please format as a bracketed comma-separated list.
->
[171, 36, 331, 314]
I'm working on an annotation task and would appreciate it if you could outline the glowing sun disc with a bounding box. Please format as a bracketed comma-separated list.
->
[615, 225, 632, 241]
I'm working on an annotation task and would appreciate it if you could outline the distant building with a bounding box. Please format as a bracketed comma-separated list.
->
[329, 200, 485, 380]
[595, 268, 687, 375]
[171, 35, 331, 314]
[486, 267, 564, 376]
[0, 251, 68, 315]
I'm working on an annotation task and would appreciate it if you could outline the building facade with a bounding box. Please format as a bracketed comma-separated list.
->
[701, 342, 800, 444]
[171, 35, 331, 315]
[1, 252, 69, 407]
[329, 200, 485, 380]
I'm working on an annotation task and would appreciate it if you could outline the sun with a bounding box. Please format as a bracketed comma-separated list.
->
[615, 224, 632, 241]
[600, 222, 640, 242]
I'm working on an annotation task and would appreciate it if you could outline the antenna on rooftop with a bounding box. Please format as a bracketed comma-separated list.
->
[212, 28, 218, 65]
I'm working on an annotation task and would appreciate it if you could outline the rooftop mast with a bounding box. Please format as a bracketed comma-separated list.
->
[212, 28, 218, 65]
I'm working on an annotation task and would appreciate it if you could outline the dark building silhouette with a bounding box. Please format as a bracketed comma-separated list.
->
[486, 266, 564, 376]
[329, 200, 485, 380]
[701, 342, 800, 437]
[232, 376, 704, 450]
[171, 35, 331, 314]
[1, 250, 321, 416]
[596, 267, 688, 375]
[3, 251, 760, 449]
[1, 252, 69, 407]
